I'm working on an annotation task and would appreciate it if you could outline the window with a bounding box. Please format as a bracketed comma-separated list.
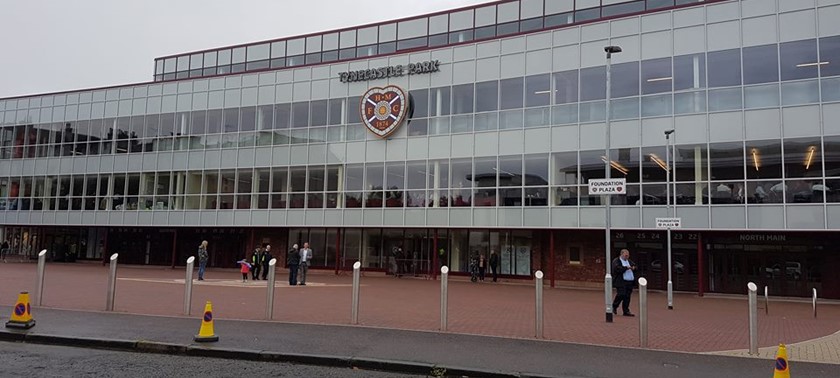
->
[525, 74, 551, 107]
[641, 58, 672, 94]
[568, 246, 581, 265]
[612, 62, 640, 98]
[709, 142, 745, 181]
[554, 70, 579, 104]
[410, 89, 429, 118]
[292, 102, 308, 128]
[819, 36, 840, 77]
[780, 39, 818, 81]
[743, 45, 779, 84]
[746, 140, 782, 180]
[500, 78, 524, 110]
[674, 54, 705, 91]
[452, 84, 474, 115]
[784, 138, 821, 178]
[475, 81, 498, 112]
[580, 66, 606, 101]
[707, 49, 741, 88]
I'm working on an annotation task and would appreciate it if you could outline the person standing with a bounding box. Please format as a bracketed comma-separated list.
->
[237, 258, 251, 283]
[197, 240, 209, 281]
[489, 250, 499, 282]
[287, 243, 300, 285]
[299, 242, 312, 285]
[251, 246, 263, 280]
[1, 238, 9, 263]
[478, 253, 486, 282]
[261, 244, 272, 280]
[611, 249, 637, 317]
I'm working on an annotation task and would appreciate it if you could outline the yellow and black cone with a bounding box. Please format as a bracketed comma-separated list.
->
[194, 301, 219, 342]
[6, 292, 36, 329]
[773, 343, 790, 378]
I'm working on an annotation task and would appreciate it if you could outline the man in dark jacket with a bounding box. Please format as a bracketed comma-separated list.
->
[251, 246, 263, 280]
[489, 250, 499, 282]
[287, 244, 300, 285]
[261, 244, 272, 280]
[611, 249, 637, 317]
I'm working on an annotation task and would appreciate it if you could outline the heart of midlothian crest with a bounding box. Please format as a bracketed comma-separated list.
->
[359, 85, 410, 138]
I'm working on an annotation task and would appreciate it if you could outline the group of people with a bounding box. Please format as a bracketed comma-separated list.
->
[194, 240, 314, 285]
[236, 244, 274, 283]
[286, 242, 312, 286]
[469, 250, 500, 282]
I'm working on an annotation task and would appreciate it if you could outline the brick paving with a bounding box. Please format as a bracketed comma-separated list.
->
[1, 261, 838, 362]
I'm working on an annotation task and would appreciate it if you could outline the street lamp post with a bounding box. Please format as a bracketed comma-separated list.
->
[665, 129, 675, 310]
[603, 45, 622, 323]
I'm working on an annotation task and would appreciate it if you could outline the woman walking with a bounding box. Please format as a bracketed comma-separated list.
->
[197, 240, 209, 281]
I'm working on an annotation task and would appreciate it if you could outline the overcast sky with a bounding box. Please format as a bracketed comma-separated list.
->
[0, 0, 492, 99]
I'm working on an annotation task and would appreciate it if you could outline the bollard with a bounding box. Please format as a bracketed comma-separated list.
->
[638, 277, 648, 348]
[35, 249, 47, 306]
[105, 253, 119, 312]
[747, 282, 758, 355]
[813, 288, 817, 318]
[266, 258, 277, 319]
[535, 270, 544, 339]
[351, 261, 361, 325]
[764, 286, 768, 315]
[184, 256, 195, 315]
[440, 266, 449, 331]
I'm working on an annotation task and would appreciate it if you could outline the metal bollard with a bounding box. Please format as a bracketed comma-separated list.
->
[351, 261, 361, 325]
[440, 266, 449, 331]
[266, 258, 277, 319]
[535, 270, 544, 339]
[35, 249, 47, 306]
[813, 288, 817, 318]
[106, 253, 119, 312]
[764, 286, 768, 315]
[638, 277, 648, 348]
[184, 256, 195, 315]
[747, 282, 758, 355]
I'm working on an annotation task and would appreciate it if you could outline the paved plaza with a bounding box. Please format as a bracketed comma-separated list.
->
[1, 261, 838, 364]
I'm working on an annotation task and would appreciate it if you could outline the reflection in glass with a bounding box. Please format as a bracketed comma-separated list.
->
[780, 39, 819, 81]
[784, 138, 821, 178]
[744, 84, 780, 108]
[748, 181, 784, 203]
[746, 140, 782, 179]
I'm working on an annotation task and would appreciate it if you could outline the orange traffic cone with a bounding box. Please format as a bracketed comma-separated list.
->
[6, 292, 36, 329]
[773, 343, 790, 378]
[194, 301, 219, 342]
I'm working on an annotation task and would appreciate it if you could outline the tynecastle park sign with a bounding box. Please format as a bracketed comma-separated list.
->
[339, 60, 441, 83]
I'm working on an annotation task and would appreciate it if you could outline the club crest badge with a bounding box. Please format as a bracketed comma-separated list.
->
[360, 86, 410, 138]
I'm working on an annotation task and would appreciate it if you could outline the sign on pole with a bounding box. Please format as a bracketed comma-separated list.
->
[588, 178, 627, 195]
[656, 217, 682, 229]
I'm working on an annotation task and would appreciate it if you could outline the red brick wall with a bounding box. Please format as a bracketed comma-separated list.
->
[549, 230, 608, 287]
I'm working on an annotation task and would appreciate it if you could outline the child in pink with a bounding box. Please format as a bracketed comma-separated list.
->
[237, 259, 251, 282]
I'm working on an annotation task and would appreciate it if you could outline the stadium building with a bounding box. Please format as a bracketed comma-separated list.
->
[2, 0, 840, 298]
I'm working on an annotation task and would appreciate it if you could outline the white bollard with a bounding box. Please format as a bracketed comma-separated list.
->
[638, 277, 648, 348]
[35, 250, 47, 306]
[535, 270, 544, 339]
[351, 261, 361, 325]
[440, 266, 449, 331]
[747, 282, 758, 355]
[266, 258, 277, 319]
[184, 256, 194, 315]
[106, 253, 119, 312]
[813, 288, 818, 318]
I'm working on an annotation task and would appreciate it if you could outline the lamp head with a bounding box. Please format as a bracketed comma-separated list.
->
[664, 129, 675, 136]
[604, 46, 622, 58]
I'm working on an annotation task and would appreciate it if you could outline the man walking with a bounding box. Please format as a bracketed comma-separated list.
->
[611, 249, 637, 317]
[287, 244, 300, 285]
[299, 242, 312, 285]
[261, 244, 272, 280]
[489, 250, 499, 282]
[251, 245, 263, 280]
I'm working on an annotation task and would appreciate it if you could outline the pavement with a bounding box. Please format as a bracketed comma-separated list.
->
[0, 261, 838, 376]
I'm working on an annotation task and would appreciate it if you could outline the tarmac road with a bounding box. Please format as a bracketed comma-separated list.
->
[0, 341, 421, 378]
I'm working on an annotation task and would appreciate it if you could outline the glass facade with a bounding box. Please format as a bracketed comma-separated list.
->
[152, 0, 720, 82]
[2, 0, 840, 298]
